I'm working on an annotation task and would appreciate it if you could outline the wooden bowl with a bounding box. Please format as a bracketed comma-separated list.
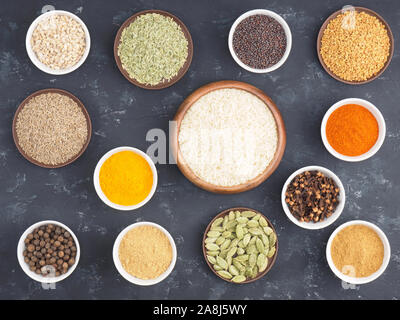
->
[172, 80, 286, 194]
[113, 9, 193, 90]
[317, 7, 394, 85]
[202, 207, 278, 284]
[12, 88, 92, 168]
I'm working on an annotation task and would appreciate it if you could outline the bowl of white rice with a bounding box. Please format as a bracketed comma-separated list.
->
[172, 80, 286, 194]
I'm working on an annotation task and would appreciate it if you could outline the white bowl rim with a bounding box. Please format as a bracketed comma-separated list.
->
[93, 146, 158, 211]
[112, 221, 177, 286]
[25, 9, 91, 75]
[326, 220, 391, 284]
[321, 98, 386, 162]
[281, 165, 346, 230]
[17, 220, 80, 283]
[228, 9, 292, 73]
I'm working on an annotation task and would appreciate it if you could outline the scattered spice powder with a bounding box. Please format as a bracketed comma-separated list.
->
[31, 14, 86, 70]
[285, 171, 339, 223]
[119, 225, 173, 280]
[331, 225, 384, 277]
[15, 92, 88, 166]
[320, 11, 390, 81]
[233, 14, 287, 69]
[326, 104, 379, 156]
[118, 13, 188, 85]
[99, 151, 153, 206]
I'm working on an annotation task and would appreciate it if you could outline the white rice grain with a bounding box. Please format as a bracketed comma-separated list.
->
[178, 88, 278, 187]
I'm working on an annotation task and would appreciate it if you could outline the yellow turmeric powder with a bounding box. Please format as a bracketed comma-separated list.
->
[99, 151, 153, 206]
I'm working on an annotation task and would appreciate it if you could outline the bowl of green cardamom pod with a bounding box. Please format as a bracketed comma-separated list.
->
[202, 207, 278, 284]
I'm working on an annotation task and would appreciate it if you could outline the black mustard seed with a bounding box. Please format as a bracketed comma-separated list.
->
[233, 15, 287, 69]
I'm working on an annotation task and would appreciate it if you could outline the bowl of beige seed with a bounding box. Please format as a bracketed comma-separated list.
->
[26, 10, 91, 75]
[12, 88, 92, 168]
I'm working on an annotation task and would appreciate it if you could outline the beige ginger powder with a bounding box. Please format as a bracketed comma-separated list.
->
[119, 225, 173, 280]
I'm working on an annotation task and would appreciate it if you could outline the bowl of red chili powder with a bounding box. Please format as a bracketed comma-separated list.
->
[321, 98, 386, 161]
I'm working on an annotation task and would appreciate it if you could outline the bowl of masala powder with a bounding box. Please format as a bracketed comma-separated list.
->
[113, 222, 177, 285]
[321, 98, 386, 162]
[326, 220, 390, 284]
[93, 146, 157, 211]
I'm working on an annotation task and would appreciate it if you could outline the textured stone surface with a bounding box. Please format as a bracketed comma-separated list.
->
[0, 0, 398, 299]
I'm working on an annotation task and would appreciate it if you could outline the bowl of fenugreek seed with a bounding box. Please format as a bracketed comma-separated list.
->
[114, 9, 193, 89]
[317, 6, 394, 84]
[26, 10, 91, 75]
[17, 220, 80, 283]
[12, 88, 92, 168]
[281, 166, 346, 230]
[203, 208, 278, 283]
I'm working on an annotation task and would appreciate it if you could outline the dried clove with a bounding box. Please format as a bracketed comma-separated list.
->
[285, 171, 339, 223]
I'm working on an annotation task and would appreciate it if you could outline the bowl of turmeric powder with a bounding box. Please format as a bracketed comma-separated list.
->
[93, 146, 158, 211]
[326, 220, 390, 284]
[321, 98, 386, 162]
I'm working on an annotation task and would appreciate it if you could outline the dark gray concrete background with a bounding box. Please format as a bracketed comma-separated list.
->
[0, 0, 398, 300]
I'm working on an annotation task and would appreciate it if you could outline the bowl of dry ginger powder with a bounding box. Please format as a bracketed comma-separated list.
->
[326, 220, 390, 284]
[113, 222, 177, 285]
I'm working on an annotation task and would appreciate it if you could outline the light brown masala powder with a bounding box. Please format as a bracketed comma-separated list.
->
[331, 225, 384, 278]
[119, 225, 173, 280]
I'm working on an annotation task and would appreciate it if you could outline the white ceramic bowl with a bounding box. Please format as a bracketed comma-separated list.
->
[321, 98, 386, 162]
[26, 10, 91, 75]
[281, 166, 346, 230]
[228, 9, 292, 73]
[326, 220, 390, 284]
[93, 146, 158, 211]
[17, 220, 80, 283]
[113, 222, 177, 285]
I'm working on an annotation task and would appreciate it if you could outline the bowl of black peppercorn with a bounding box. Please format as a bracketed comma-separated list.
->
[17, 220, 80, 283]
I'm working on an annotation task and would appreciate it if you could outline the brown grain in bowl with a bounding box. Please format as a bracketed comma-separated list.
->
[202, 207, 278, 284]
[13, 89, 91, 168]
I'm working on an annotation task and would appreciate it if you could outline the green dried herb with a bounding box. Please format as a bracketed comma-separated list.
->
[118, 13, 188, 85]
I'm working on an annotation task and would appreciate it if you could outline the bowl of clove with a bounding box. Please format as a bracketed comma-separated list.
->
[281, 166, 345, 230]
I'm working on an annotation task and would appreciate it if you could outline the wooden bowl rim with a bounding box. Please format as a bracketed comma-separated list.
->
[12, 88, 92, 169]
[113, 9, 193, 90]
[317, 6, 394, 85]
[172, 80, 286, 194]
[202, 207, 279, 284]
